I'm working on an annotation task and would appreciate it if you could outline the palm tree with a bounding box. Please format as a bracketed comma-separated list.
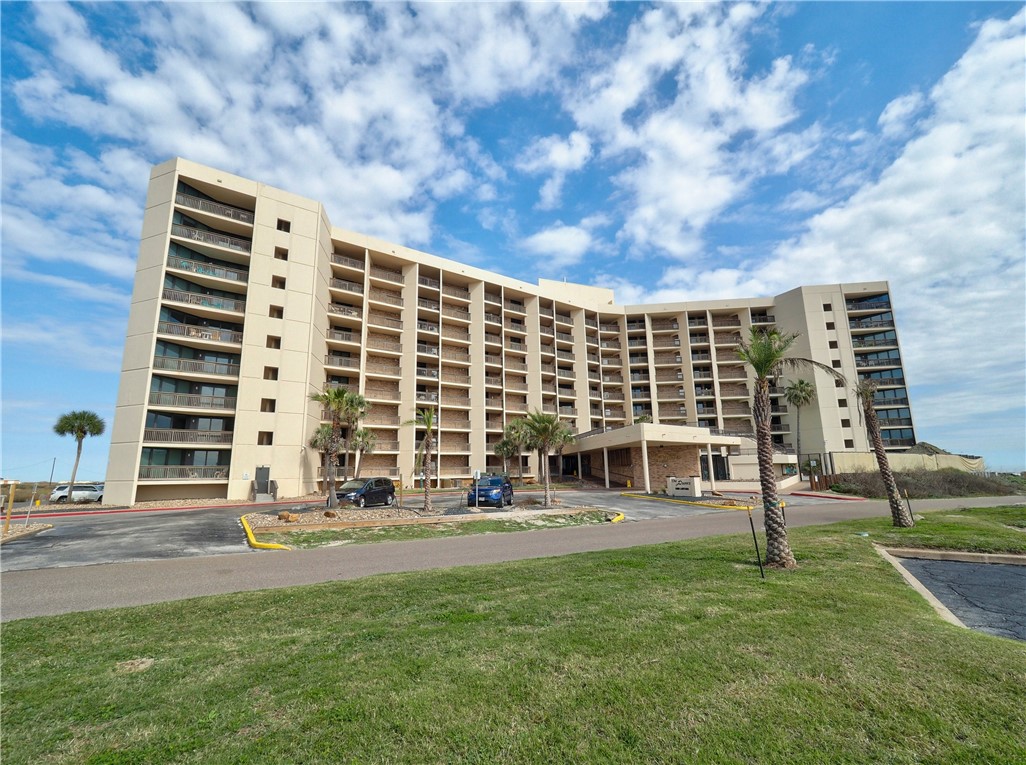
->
[503, 418, 530, 485]
[404, 408, 438, 515]
[524, 410, 574, 507]
[493, 436, 518, 476]
[310, 387, 369, 508]
[308, 424, 337, 496]
[735, 328, 842, 568]
[855, 380, 914, 528]
[350, 428, 377, 479]
[53, 411, 105, 502]
[784, 379, 816, 481]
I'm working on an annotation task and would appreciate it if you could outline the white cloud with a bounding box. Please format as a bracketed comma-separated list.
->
[878, 91, 926, 138]
[521, 223, 594, 271]
[517, 131, 593, 209]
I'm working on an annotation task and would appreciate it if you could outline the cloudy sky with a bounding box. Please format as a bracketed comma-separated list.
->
[2, 2, 1023, 482]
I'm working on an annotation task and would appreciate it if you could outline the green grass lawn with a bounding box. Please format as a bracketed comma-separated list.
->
[3, 508, 1025, 764]
[263, 510, 612, 548]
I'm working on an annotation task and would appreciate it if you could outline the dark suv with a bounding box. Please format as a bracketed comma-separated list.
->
[467, 475, 514, 508]
[332, 477, 396, 508]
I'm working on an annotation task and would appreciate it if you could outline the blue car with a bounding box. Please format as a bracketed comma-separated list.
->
[468, 476, 514, 508]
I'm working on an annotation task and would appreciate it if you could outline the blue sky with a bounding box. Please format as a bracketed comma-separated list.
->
[2, 2, 1024, 482]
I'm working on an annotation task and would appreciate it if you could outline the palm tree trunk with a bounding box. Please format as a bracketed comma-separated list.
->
[423, 436, 434, 515]
[326, 421, 341, 509]
[542, 448, 552, 507]
[866, 407, 914, 527]
[516, 447, 524, 486]
[795, 406, 803, 482]
[755, 382, 796, 568]
[68, 438, 83, 502]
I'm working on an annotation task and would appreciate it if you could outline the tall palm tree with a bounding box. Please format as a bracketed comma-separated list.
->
[310, 387, 369, 507]
[735, 328, 842, 568]
[855, 380, 914, 528]
[784, 379, 816, 481]
[53, 410, 105, 502]
[504, 418, 530, 485]
[404, 408, 438, 515]
[308, 424, 337, 496]
[524, 410, 574, 507]
[350, 428, 377, 479]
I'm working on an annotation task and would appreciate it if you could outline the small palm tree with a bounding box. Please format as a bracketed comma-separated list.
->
[504, 418, 530, 485]
[350, 428, 377, 479]
[310, 387, 370, 507]
[784, 379, 816, 481]
[493, 436, 518, 476]
[54, 411, 105, 502]
[404, 408, 438, 515]
[735, 328, 842, 569]
[524, 410, 574, 507]
[308, 424, 337, 495]
[855, 380, 914, 528]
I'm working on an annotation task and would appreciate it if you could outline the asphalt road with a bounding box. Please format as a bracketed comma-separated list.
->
[2, 494, 1021, 622]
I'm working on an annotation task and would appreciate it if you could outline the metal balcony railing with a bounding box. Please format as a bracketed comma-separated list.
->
[167, 255, 248, 282]
[171, 223, 251, 253]
[325, 356, 359, 368]
[442, 284, 470, 300]
[162, 288, 246, 313]
[175, 192, 254, 224]
[152, 356, 239, 377]
[331, 253, 364, 270]
[139, 465, 229, 480]
[331, 279, 364, 295]
[157, 321, 242, 344]
[143, 429, 233, 444]
[369, 266, 404, 284]
[148, 392, 236, 409]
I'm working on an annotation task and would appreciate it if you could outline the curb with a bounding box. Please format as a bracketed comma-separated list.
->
[619, 492, 753, 511]
[0, 524, 54, 544]
[874, 545, 966, 629]
[882, 548, 1026, 566]
[239, 515, 291, 550]
[789, 491, 865, 501]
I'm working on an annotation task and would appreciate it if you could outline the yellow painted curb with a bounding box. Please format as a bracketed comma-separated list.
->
[609, 512, 625, 523]
[240, 514, 291, 550]
[619, 492, 754, 512]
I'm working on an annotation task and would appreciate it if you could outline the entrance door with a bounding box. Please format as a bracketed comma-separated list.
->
[255, 465, 270, 494]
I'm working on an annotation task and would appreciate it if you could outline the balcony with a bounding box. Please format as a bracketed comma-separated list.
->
[369, 265, 404, 284]
[850, 318, 895, 330]
[369, 288, 403, 307]
[880, 417, 914, 427]
[442, 348, 470, 363]
[874, 397, 909, 407]
[365, 414, 401, 426]
[157, 321, 242, 345]
[711, 318, 742, 328]
[330, 278, 364, 295]
[324, 355, 359, 369]
[882, 437, 916, 447]
[175, 192, 254, 224]
[143, 428, 233, 444]
[555, 312, 573, 325]
[714, 333, 742, 345]
[441, 395, 470, 408]
[162, 288, 245, 313]
[599, 322, 620, 333]
[556, 369, 575, 379]
[328, 303, 361, 319]
[416, 391, 439, 404]
[148, 392, 236, 409]
[651, 320, 679, 332]
[505, 320, 528, 333]
[751, 314, 775, 324]
[485, 312, 502, 325]
[369, 361, 402, 376]
[417, 320, 440, 333]
[505, 360, 527, 372]
[138, 465, 229, 480]
[367, 312, 402, 330]
[442, 327, 470, 342]
[366, 386, 401, 401]
[152, 356, 239, 377]
[855, 356, 901, 368]
[416, 343, 439, 356]
[167, 255, 248, 283]
[504, 300, 526, 313]
[442, 284, 471, 301]
[367, 337, 402, 353]
[443, 306, 471, 322]
[852, 337, 898, 348]
[418, 275, 440, 289]
[171, 223, 251, 253]
[331, 253, 365, 271]
[847, 298, 891, 312]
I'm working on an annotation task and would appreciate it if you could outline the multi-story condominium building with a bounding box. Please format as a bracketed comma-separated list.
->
[105, 159, 916, 505]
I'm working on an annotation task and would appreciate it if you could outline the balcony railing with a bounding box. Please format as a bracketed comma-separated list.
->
[152, 356, 239, 377]
[484, 293, 501, 305]
[485, 312, 502, 325]
[171, 223, 251, 253]
[441, 395, 470, 407]
[367, 338, 401, 353]
[416, 343, 439, 356]
[175, 192, 254, 224]
[331, 278, 364, 295]
[855, 357, 901, 368]
[442, 348, 470, 362]
[167, 255, 248, 282]
[328, 303, 361, 318]
[711, 318, 742, 328]
[418, 275, 440, 289]
[442, 284, 471, 300]
[416, 391, 439, 403]
[882, 437, 916, 447]
[331, 253, 364, 270]
[365, 415, 401, 426]
[751, 315, 775, 324]
[325, 355, 359, 368]
[880, 417, 914, 427]
[148, 392, 236, 409]
[847, 299, 891, 311]
[874, 397, 909, 406]
[157, 321, 242, 344]
[368, 312, 402, 329]
[555, 313, 573, 325]
[443, 307, 471, 321]
[143, 428, 233, 444]
[504, 301, 526, 313]
[443, 327, 470, 341]
[369, 288, 403, 307]
[506, 360, 527, 371]
[139, 465, 229, 480]
[850, 319, 895, 330]
[651, 321, 679, 331]
[162, 288, 246, 313]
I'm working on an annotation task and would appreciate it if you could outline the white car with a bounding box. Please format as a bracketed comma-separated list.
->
[49, 484, 104, 504]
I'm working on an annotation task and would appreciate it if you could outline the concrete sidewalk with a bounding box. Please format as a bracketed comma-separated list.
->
[2, 495, 1021, 622]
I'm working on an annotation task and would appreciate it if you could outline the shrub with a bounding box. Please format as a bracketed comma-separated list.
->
[828, 469, 1022, 499]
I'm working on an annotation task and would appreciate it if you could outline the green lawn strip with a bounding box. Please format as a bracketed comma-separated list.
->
[262, 510, 610, 548]
[3, 512, 1025, 764]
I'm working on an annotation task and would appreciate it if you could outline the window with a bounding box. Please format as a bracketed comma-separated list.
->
[274, 247, 289, 261]
[260, 399, 276, 413]
[826, 322, 835, 330]
[832, 359, 842, 368]
[267, 336, 281, 349]
[258, 431, 274, 445]
[271, 276, 286, 290]
[276, 219, 291, 233]
[828, 340, 838, 349]
[264, 366, 279, 380]
[823, 303, 832, 311]
[835, 378, 844, 388]
[841, 419, 851, 428]
[838, 398, 848, 407]
[269, 305, 284, 319]
[844, 439, 855, 449]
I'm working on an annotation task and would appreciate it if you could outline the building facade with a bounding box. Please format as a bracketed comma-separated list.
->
[105, 159, 917, 505]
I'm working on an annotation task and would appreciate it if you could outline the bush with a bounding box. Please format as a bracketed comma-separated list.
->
[829, 469, 1023, 499]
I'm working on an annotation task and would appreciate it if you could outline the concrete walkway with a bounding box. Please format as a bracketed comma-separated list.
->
[1, 495, 1021, 622]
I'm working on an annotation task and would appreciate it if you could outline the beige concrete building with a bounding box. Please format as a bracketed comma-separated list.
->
[105, 159, 917, 505]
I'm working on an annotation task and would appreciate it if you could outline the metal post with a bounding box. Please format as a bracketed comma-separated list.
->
[603, 447, 610, 489]
[748, 508, 766, 580]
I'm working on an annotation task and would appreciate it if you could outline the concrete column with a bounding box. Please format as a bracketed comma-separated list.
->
[641, 439, 651, 494]
[603, 447, 609, 489]
[705, 445, 716, 492]
[577, 453, 582, 480]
